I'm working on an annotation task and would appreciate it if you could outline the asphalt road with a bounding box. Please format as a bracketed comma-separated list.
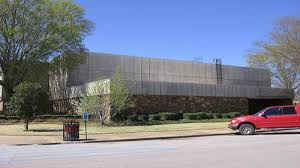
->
[1, 131, 300, 168]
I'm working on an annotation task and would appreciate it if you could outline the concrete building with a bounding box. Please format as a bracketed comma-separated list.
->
[65, 53, 294, 114]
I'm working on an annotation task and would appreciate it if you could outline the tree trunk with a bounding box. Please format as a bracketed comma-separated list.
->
[1, 79, 16, 114]
[24, 119, 29, 131]
[2, 87, 13, 114]
[98, 111, 104, 127]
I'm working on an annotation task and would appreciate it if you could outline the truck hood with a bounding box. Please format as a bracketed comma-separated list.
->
[232, 115, 257, 121]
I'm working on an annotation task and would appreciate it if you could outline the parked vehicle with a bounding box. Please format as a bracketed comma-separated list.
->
[229, 105, 300, 135]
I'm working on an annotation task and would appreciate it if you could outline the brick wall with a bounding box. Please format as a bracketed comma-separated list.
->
[128, 95, 249, 114]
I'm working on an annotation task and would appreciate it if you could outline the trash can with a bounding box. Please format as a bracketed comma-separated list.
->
[63, 120, 80, 141]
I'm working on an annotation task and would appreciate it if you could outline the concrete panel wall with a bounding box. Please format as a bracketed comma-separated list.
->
[129, 81, 293, 99]
[69, 53, 272, 90]
[70, 79, 293, 99]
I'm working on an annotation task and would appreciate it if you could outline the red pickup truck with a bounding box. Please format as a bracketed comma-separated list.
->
[229, 105, 300, 135]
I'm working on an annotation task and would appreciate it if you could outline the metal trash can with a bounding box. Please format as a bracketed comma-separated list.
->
[63, 120, 80, 141]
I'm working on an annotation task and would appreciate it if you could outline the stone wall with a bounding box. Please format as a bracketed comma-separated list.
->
[129, 95, 249, 114]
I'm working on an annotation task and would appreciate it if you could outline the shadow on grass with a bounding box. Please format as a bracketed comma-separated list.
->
[29, 129, 63, 132]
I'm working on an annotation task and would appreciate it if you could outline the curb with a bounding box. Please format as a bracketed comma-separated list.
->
[80, 133, 234, 144]
[15, 132, 234, 146]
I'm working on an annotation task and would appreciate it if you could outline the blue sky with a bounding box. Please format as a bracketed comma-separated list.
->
[76, 0, 299, 66]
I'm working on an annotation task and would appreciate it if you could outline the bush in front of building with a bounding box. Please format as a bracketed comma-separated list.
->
[221, 112, 242, 119]
[183, 113, 199, 120]
[0, 115, 6, 120]
[127, 115, 139, 122]
[207, 113, 214, 119]
[126, 114, 149, 124]
[230, 112, 241, 118]
[183, 112, 214, 120]
[159, 112, 181, 121]
[197, 112, 213, 120]
[149, 114, 161, 121]
[138, 114, 149, 122]
[215, 113, 223, 119]
[222, 113, 231, 119]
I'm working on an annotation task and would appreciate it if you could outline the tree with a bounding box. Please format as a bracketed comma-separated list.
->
[110, 66, 134, 121]
[7, 82, 48, 131]
[0, 0, 93, 109]
[49, 55, 84, 114]
[246, 17, 300, 96]
[77, 67, 134, 125]
[78, 79, 110, 126]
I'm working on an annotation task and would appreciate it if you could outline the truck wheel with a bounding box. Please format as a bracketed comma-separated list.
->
[239, 124, 255, 135]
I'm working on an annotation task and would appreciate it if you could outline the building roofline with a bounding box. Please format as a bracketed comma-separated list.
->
[89, 52, 269, 72]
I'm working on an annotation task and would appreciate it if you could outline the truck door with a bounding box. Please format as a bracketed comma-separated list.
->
[260, 107, 284, 128]
[280, 106, 298, 127]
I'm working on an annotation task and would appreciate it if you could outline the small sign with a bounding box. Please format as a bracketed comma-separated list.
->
[82, 112, 89, 121]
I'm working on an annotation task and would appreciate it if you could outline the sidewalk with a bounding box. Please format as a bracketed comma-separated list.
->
[0, 129, 234, 145]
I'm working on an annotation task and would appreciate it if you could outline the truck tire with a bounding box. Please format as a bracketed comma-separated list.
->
[239, 123, 255, 135]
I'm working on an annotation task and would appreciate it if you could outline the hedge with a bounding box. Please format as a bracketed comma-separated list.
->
[0, 112, 243, 121]
[0, 115, 7, 120]
[159, 112, 181, 121]
[138, 114, 149, 122]
[183, 113, 198, 120]
[149, 114, 161, 121]
[183, 112, 214, 120]
[215, 113, 223, 119]
[127, 115, 139, 122]
[222, 112, 241, 119]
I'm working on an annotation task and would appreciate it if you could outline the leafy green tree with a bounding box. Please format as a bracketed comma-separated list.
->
[0, 0, 93, 109]
[247, 17, 300, 95]
[7, 82, 48, 131]
[77, 67, 134, 125]
[78, 78, 110, 126]
[110, 66, 134, 121]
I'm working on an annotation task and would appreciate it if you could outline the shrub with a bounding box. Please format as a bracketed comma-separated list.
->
[198, 112, 209, 120]
[177, 112, 184, 120]
[183, 113, 199, 120]
[127, 115, 139, 122]
[222, 112, 241, 118]
[222, 113, 232, 119]
[6, 116, 21, 120]
[159, 112, 181, 121]
[183, 112, 214, 120]
[149, 114, 161, 121]
[0, 115, 7, 120]
[215, 113, 223, 119]
[229, 112, 241, 118]
[138, 114, 149, 122]
[7, 82, 48, 131]
[206, 113, 214, 119]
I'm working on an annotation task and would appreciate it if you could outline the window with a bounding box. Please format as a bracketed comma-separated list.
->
[281, 107, 297, 115]
[264, 108, 281, 116]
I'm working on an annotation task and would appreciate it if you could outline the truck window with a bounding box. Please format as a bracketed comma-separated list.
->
[264, 108, 281, 116]
[281, 107, 297, 115]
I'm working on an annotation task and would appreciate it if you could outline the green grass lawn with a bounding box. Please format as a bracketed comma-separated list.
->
[0, 120, 229, 136]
